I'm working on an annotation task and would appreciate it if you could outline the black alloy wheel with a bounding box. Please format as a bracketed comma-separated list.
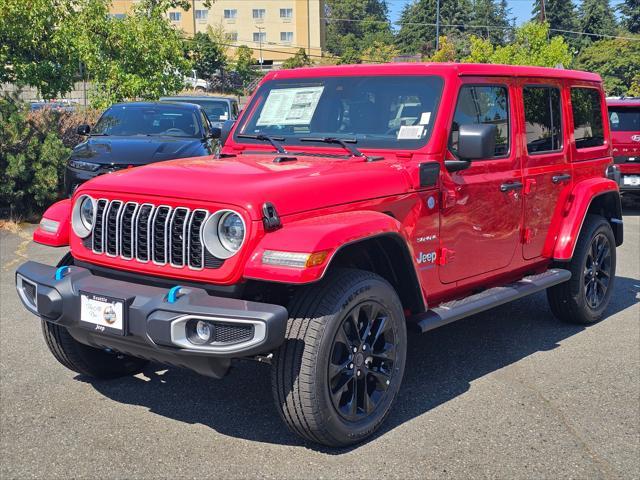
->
[583, 232, 612, 309]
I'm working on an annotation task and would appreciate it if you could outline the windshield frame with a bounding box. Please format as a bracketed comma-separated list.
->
[233, 74, 444, 152]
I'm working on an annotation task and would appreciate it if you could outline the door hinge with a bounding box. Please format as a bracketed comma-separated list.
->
[438, 247, 456, 265]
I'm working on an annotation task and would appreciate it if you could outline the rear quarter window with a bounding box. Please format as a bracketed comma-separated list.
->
[571, 88, 605, 149]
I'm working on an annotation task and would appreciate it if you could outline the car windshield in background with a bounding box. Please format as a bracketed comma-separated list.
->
[609, 107, 640, 132]
[235, 75, 444, 150]
[92, 105, 202, 138]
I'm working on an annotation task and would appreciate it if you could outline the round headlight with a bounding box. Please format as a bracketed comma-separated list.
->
[218, 212, 245, 252]
[201, 209, 246, 259]
[71, 194, 96, 238]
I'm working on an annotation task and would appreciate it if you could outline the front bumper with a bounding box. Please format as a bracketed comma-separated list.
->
[15, 261, 288, 377]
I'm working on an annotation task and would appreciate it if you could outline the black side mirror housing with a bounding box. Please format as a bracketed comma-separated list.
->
[76, 124, 90, 136]
[220, 119, 235, 146]
[209, 127, 222, 139]
[457, 124, 497, 160]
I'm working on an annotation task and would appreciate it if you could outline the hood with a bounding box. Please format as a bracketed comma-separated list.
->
[79, 153, 412, 218]
[71, 136, 206, 166]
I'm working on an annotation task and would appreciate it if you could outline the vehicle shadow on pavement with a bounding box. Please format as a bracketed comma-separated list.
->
[82, 277, 639, 453]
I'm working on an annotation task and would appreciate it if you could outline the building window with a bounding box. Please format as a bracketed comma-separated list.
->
[280, 32, 293, 43]
[253, 32, 267, 43]
[109, 13, 126, 20]
[280, 8, 293, 19]
[253, 9, 266, 20]
[169, 11, 181, 22]
[223, 9, 237, 19]
[195, 9, 208, 21]
[227, 32, 238, 42]
[571, 88, 605, 149]
[523, 86, 562, 154]
[450, 85, 510, 158]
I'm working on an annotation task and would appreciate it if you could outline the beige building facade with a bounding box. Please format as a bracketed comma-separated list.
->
[109, 1, 325, 64]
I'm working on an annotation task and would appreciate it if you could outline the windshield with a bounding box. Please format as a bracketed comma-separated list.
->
[93, 105, 202, 138]
[235, 75, 443, 150]
[609, 106, 640, 132]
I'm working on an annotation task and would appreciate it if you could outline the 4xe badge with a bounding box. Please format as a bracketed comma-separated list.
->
[416, 251, 437, 264]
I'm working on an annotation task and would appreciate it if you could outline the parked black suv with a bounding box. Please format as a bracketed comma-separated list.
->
[65, 102, 217, 195]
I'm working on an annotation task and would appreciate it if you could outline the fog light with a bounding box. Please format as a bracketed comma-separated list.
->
[187, 319, 214, 345]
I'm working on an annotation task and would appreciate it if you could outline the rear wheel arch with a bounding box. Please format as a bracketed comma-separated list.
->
[325, 233, 425, 315]
[585, 191, 623, 247]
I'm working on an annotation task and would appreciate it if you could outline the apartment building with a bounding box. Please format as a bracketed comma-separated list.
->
[109, 1, 325, 65]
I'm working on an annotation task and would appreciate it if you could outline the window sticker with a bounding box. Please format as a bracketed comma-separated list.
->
[220, 112, 229, 120]
[419, 112, 431, 125]
[397, 125, 424, 140]
[257, 86, 324, 126]
[610, 112, 619, 124]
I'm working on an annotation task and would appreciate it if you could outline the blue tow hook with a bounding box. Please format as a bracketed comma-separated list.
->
[55, 266, 70, 281]
[167, 286, 184, 304]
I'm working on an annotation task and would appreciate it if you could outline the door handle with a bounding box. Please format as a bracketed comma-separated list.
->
[500, 181, 523, 192]
[552, 173, 571, 184]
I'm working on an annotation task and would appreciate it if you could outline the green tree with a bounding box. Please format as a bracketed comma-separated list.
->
[0, 0, 78, 99]
[396, 0, 473, 56]
[282, 48, 313, 69]
[325, 0, 393, 57]
[430, 36, 458, 62]
[233, 45, 257, 87]
[73, 0, 190, 108]
[574, 35, 640, 95]
[579, 0, 617, 45]
[618, 0, 640, 33]
[469, 0, 513, 45]
[187, 31, 226, 79]
[465, 21, 572, 67]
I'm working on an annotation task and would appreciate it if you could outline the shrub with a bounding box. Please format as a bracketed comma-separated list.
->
[0, 95, 71, 217]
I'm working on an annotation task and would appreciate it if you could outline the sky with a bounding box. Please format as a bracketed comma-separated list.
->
[386, 0, 623, 28]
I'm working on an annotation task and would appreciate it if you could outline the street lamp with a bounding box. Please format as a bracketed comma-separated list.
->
[256, 25, 265, 71]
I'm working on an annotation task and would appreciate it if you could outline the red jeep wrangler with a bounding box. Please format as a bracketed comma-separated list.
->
[16, 64, 623, 447]
[607, 97, 640, 194]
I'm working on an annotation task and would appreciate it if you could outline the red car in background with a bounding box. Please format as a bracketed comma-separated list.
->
[607, 97, 640, 194]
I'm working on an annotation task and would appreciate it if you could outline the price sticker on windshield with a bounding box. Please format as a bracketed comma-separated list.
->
[257, 86, 324, 126]
[397, 125, 424, 140]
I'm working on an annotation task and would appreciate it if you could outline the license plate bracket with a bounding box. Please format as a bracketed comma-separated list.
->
[79, 291, 126, 336]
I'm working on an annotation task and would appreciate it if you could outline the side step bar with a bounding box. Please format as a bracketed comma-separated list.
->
[411, 269, 571, 333]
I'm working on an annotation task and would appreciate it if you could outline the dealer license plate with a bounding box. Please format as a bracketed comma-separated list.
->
[80, 292, 125, 335]
[623, 175, 640, 186]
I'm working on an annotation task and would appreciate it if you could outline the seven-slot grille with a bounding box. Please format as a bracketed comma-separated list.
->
[90, 200, 223, 270]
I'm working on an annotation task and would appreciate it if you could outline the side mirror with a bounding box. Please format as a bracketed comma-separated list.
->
[220, 119, 235, 146]
[209, 126, 222, 139]
[76, 124, 90, 136]
[457, 123, 497, 160]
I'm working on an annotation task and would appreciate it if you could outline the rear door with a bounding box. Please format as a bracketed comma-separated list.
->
[519, 79, 573, 259]
[439, 79, 523, 283]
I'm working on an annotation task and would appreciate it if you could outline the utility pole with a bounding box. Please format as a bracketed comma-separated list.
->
[192, 0, 196, 37]
[256, 25, 265, 70]
[435, 0, 441, 51]
[540, 0, 546, 23]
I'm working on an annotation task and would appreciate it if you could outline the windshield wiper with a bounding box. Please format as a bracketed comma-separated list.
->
[89, 133, 109, 136]
[299, 137, 366, 159]
[237, 134, 287, 154]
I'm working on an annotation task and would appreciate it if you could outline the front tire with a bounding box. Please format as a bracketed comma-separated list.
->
[547, 214, 616, 324]
[42, 320, 148, 379]
[271, 269, 407, 447]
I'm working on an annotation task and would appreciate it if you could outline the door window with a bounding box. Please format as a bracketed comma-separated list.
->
[571, 88, 605, 149]
[523, 86, 562, 154]
[450, 85, 510, 157]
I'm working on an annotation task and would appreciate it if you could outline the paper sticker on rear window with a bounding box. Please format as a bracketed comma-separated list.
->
[397, 125, 424, 140]
[257, 86, 324, 126]
[419, 112, 431, 124]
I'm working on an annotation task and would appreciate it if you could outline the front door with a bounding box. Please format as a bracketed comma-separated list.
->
[439, 80, 523, 284]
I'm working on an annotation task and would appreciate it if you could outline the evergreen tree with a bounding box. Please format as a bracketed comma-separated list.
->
[325, 0, 393, 57]
[468, 0, 512, 45]
[531, 0, 578, 33]
[579, 0, 617, 44]
[395, 0, 472, 56]
[618, 0, 640, 33]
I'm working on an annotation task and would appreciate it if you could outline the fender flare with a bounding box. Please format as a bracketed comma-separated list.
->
[243, 210, 413, 284]
[549, 178, 622, 261]
[33, 199, 71, 247]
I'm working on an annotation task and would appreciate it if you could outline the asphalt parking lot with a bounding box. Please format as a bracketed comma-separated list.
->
[1, 199, 639, 479]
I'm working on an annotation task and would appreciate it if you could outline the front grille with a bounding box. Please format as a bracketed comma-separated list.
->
[91, 200, 223, 270]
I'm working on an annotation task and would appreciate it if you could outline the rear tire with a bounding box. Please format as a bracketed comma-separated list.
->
[547, 214, 616, 324]
[271, 269, 407, 447]
[42, 320, 148, 379]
